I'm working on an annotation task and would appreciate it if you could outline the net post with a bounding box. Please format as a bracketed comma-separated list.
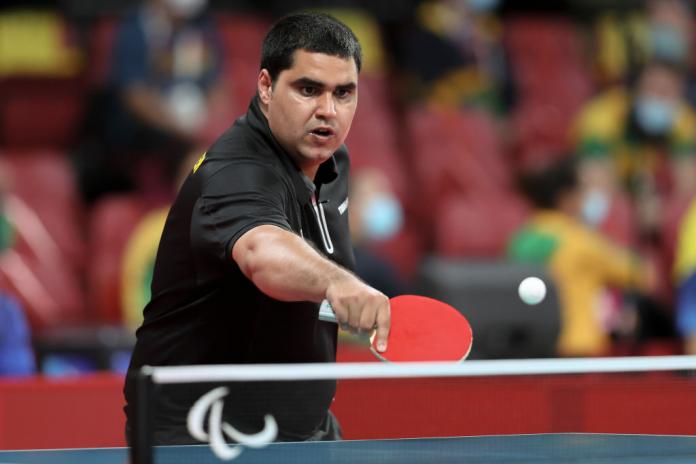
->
[131, 365, 155, 464]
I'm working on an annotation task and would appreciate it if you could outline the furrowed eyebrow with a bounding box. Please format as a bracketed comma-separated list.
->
[335, 83, 357, 92]
[292, 78, 357, 92]
[292, 77, 325, 89]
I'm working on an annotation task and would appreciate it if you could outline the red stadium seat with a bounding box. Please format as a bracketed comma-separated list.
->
[86, 194, 149, 324]
[2, 151, 85, 269]
[406, 106, 515, 222]
[0, 77, 85, 149]
[346, 76, 409, 200]
[84, 16, 118, 88]
[504, 16, 594, 167]
[435, 192, 530, 258]
[0, 151, 87, 331]
[504, 16, 589, 70]
[215, 13, 274, 115]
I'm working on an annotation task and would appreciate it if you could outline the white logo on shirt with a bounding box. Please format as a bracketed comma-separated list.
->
[338, 197, 349, 215]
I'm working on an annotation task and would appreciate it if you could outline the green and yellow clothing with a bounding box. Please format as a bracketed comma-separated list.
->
[121, 208, 167, 329]
[674, 198, 696, 338]
[674, 199, 696, 284]
[508, 211, 650, 356]
[410, 1, 509, 114]
[593, 11, 650, 86]
[573, 88, 696, 187]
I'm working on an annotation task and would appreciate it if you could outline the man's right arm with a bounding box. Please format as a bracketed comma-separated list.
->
[232, 224, 390, 351]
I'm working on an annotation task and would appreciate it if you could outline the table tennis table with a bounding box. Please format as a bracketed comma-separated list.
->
[2, 434, 696, 464]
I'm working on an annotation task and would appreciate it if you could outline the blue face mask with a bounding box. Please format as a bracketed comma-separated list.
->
[360, 194, 404, 241]
[651, 25, 688, 63]
[635, 96, 677, 136]
[466, 0, 500, 13]
[581, 189, 610, 227]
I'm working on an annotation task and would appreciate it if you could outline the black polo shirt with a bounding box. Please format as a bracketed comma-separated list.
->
[124, 96, 355, 442]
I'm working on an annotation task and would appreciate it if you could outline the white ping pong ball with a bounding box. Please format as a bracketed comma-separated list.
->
[518, 277, 546, 305]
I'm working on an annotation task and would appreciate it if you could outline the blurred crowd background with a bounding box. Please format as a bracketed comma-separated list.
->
[2, 0, 696, 376]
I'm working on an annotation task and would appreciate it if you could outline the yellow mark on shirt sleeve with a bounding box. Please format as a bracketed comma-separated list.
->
[193, 151, 207, 173]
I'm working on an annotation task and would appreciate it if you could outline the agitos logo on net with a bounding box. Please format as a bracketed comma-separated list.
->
[186, 386, 278, 461]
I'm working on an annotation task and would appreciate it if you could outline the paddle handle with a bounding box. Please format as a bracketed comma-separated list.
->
[318, 300, 338, 324]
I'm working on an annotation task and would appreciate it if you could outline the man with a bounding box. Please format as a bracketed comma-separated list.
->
[124, 12, 391, 445]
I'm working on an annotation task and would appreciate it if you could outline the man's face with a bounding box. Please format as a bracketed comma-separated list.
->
[258, 50, 359, 178]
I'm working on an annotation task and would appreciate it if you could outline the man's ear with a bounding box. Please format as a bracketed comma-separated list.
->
[258, 69, 273, 104]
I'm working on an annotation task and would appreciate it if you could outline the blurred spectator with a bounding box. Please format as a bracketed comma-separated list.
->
[507, 157, 657, 357]
[76, 0, 228, 204]
[387, 0, 514, 115]
[0, 295, 36, 376]
[593, 0, 693, 87]
[674, 196, 696, 353]
[573, 59, 696, 237]
[0, 168, 36, 376]
[348, 169, 409, 298]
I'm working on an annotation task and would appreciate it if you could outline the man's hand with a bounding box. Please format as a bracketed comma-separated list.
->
[325, 276, 390, 352]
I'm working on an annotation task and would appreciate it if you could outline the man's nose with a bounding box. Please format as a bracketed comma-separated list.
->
[315, 92, 337, 118]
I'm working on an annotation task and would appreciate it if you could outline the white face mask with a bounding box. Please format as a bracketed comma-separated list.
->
[581, 189, 610, 227]
[635, 96, 677, 136]
[360, 193, 404, 241]
[465, 0, 500, 13]
[164, 0, 207, 18]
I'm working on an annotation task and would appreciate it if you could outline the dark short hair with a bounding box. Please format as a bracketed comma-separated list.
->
[260, 12, 362, 81]
[519, 157, 579, 209]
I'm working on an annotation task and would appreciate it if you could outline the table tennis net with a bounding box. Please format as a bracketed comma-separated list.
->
[130, 356, 696, 463]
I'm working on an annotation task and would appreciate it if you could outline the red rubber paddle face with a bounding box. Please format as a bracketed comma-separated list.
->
[370, 295, 473, 362]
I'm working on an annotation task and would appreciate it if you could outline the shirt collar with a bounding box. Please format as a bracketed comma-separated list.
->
[246, 95, 339, 201]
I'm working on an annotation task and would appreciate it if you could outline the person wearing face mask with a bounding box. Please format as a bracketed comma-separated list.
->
[388, 0, 514, 114]
[594, 0, 692, 87]
[76, 0, 229, 204]
[573, 59, 696, 240]
[507, 157, 657, 357]
[348, 168, 409, 299]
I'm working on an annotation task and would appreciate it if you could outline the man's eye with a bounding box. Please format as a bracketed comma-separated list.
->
[300, 86, 318, 96]
[335, 89, 351, 99]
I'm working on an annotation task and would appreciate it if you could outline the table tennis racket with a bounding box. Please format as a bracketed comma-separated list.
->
[319, 295, 473, 362]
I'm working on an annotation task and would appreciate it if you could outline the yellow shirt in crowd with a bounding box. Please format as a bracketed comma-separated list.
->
[508, 211, 651, 356]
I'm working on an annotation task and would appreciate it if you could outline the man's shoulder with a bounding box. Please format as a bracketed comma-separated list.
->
[207, 115, 278, 158]
[189, 136, 288, 194]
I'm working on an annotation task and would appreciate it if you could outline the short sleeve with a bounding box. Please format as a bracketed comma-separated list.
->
[192, 161, 293, 262]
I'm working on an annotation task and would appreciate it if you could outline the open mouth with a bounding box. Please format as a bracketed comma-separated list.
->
[310, 127, 335, 139]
